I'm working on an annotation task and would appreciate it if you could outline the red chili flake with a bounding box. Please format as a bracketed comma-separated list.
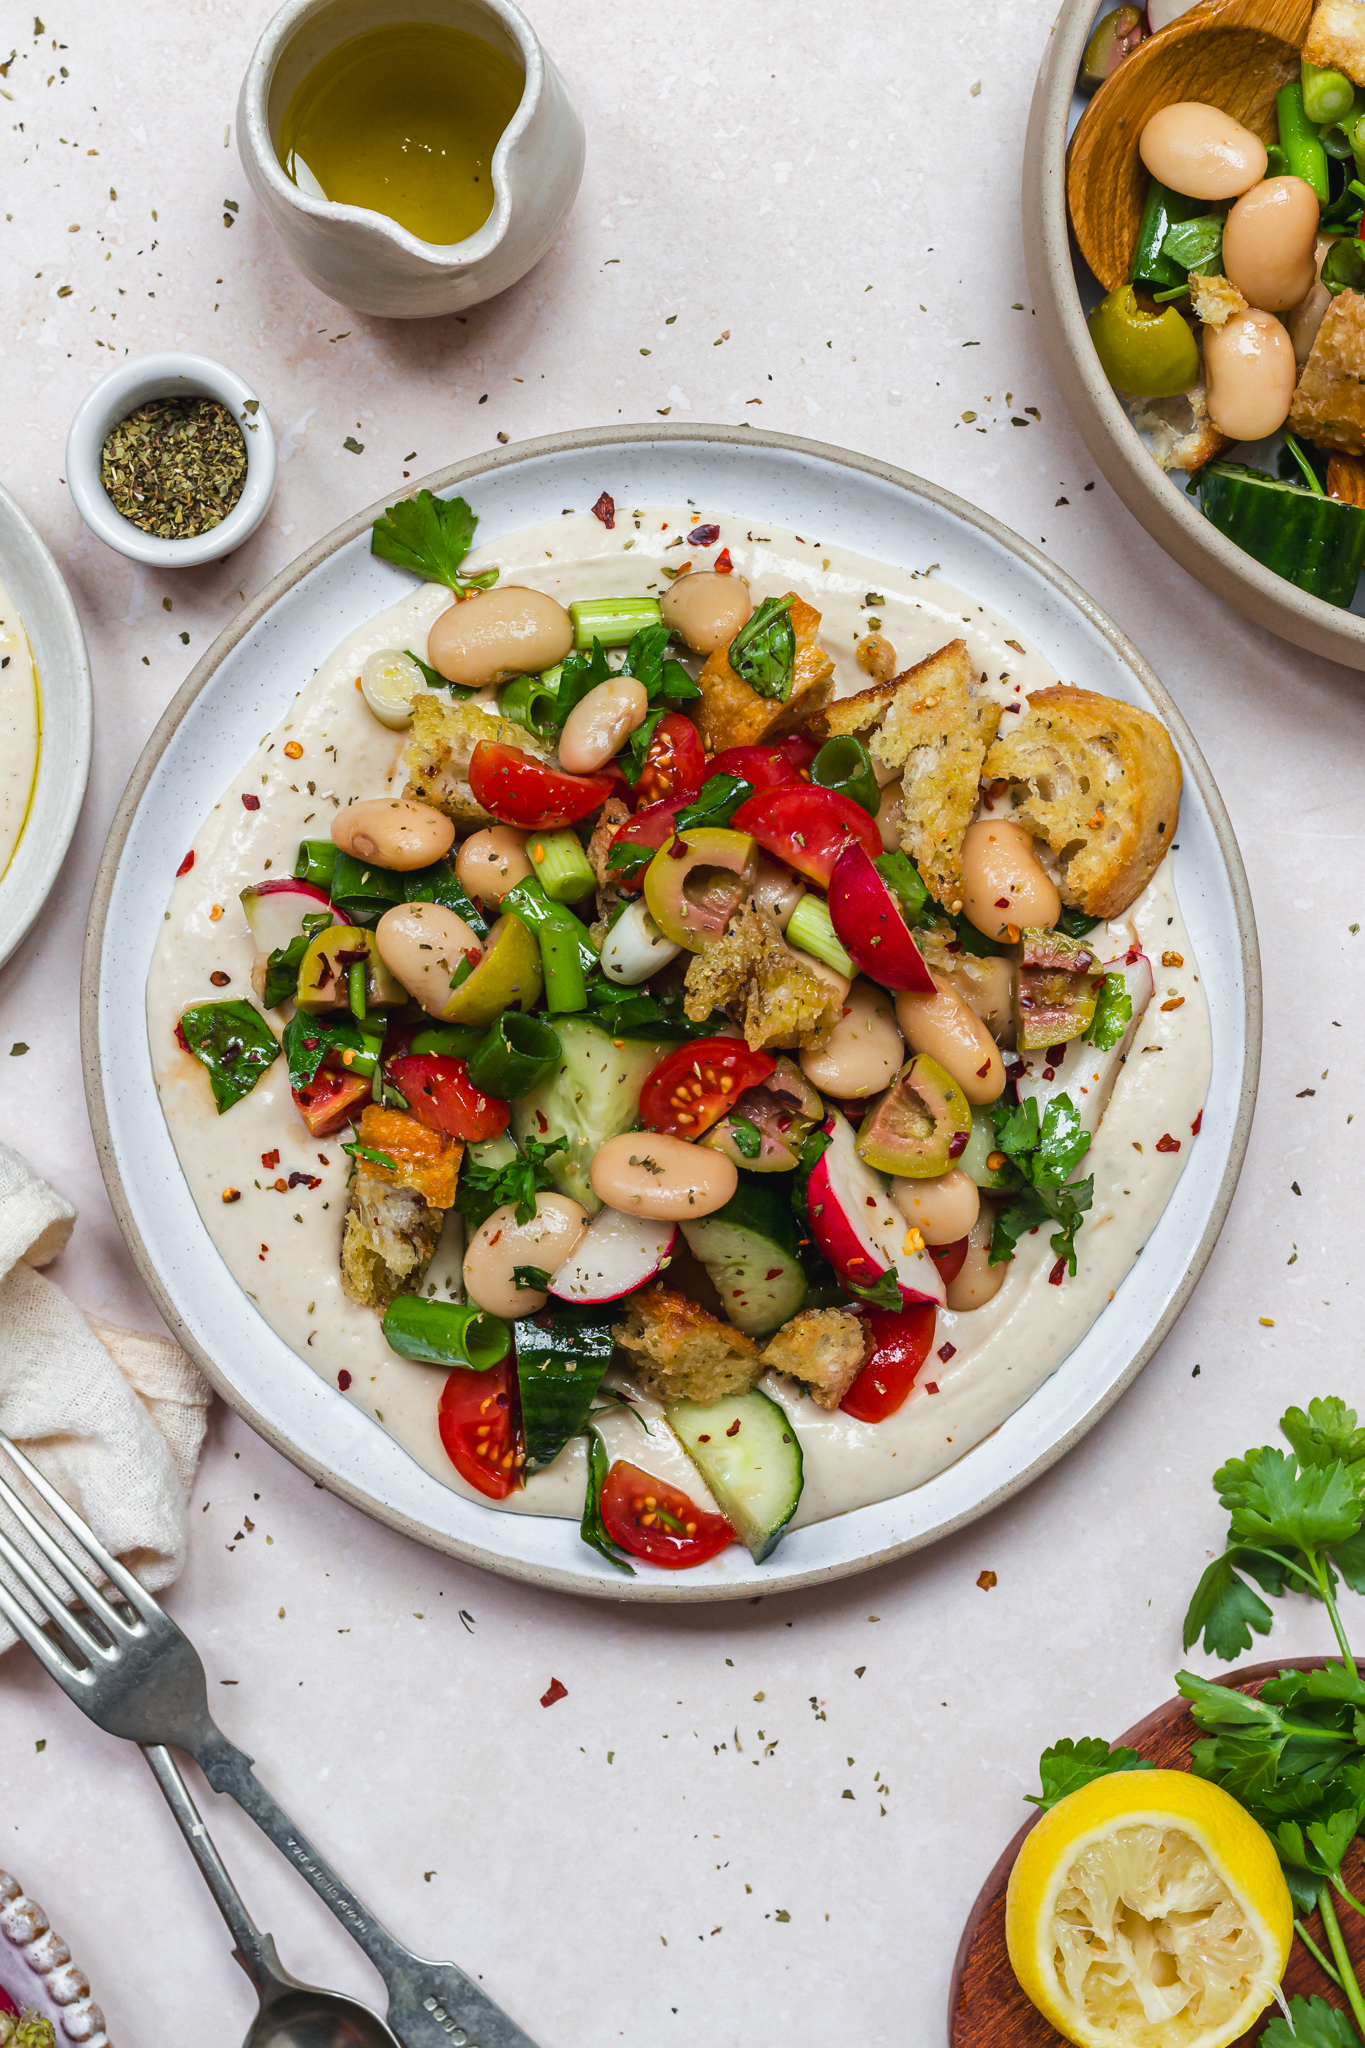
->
[176, 850, 195, 877]
[1042, 1067, 1056, 1082]
[765, 1267, 782, 1280]
[174, 1022, 189, 1051]
[317, 1153, 330, 1165]
[714, 547, 734, 573]
[946, 939, 963, 954]
[1001, 701, 1021, 714]
[241, 793, 260, 811]
[994, 897, 1010, 909]
[1048, 1258, 1067, 1285]
[937, 1342, 957, 1364]
[1125, 945, 1140, 965]
[975, 1061, 991, 1079]
[258, 1244, 269, 1261]
[924, 1381, 939, 1395]
[668, 837, 690, 859]
[1156, 1133, 1181, 1153]
[1046, 1044, 1067, 1064]
[726, 1418, 742, 1437]
[688, 522, 720, 546]
[288, 1171, 322, 1190]
[591, 492, 615, 529]
[535, 1110, 549, 1133]
[947, 1132, 968, 1158]
[540, 1677, 568, 1708]
[1191, 1109, 1203, 1136]
[261, 1150, 280, 1169]
[338, 1369, 352, 1391]
[272, 1177, 289, 1193]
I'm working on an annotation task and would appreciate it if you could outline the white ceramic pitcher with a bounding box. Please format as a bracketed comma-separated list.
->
[236, 0, 585, 318]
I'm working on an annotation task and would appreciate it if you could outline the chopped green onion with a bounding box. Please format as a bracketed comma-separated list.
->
[502, 877, 592, 1012]
[569, 596, 663, 650]
[409, 1024, 486, 1059]
[382, 1297, 512, 1370]
[811, 735, 880, 816]
[499, 670, 562, 742]
[1303, 57, 1356, 126]
[785, 894, 854, 979]
[294, 838, 337, 890]
[528, 828, 597, 903]
[348, 959, 368, 1022]
[466, 1013, 562, 1097]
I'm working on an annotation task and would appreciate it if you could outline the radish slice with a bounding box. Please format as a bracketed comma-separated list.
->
[806, 1112, 945, 1308]
[240, 878, 342, 952]
[549, 1209, 680, 1304]
[827, 843, 936, 993]
[1016, 953, 1155, 1136]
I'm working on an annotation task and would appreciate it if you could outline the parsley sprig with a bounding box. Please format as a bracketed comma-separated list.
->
[455, 1135, 568, 1228]
[371, 490, 500, 595]
[987, 1092, 1093, 1276]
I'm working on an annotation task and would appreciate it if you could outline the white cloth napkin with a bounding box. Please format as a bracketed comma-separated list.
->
[0, 1141, 211, 1653]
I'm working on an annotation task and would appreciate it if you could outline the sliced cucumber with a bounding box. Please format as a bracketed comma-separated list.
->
[957, 1105, 1011, 1190]
[667, 1388, 803, 1562]
[511, 1019, 668, 1215]
[681, 1177, 807, 1337]
[513, 1306, 616, 1472]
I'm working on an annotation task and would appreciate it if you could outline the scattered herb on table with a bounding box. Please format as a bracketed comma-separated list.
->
[101, 398, 247, 539]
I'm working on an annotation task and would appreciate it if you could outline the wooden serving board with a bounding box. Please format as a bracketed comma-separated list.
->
[949, 1658, 1365, 2046]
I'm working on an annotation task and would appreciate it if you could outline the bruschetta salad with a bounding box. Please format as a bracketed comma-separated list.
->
[148, 491, 1209, 1575]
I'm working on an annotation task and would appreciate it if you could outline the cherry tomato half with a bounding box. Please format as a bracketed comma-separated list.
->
[634, 711, 705, 809]
[730, 783, 882, 888]
[639, 1036, 776, 1138]
[705, 743, 804, 797]
[469, 741, 616, 830]
[840, 1304, 936, 1424]
[928, 1237, 968, 1286]
[599, 1460, 733, 1568]
[387, 1053, 510, 1143]
[439, 1355, 524, 1500]
[292, 1068, 372, 1138]
[606, 793, 691, 894]
[772, 733, 820, 777]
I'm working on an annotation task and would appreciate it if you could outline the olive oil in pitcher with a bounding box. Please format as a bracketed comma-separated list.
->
[276, 22, 524, 246]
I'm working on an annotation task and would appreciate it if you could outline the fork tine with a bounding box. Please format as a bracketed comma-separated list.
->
[0, 1433, 160, 1620]
[0, 1570, 91, 1694]
[0, 1512, 110, 1661]
[0, 1461, 131, 1639]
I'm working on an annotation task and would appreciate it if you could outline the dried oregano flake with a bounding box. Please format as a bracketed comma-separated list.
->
[100, 397, 247, 539]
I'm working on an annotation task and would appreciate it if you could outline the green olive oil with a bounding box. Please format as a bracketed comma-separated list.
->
[277, 22, 524, 246]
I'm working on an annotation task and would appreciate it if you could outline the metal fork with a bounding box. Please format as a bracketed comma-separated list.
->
[0, 1433, 540, 2048]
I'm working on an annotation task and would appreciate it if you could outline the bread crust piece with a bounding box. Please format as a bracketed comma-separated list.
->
[403, 695, 550, 823]
[983, 685, 1181, 920]
[1305, 0, 1365, 86]
[1188, 273, 1247, 331]
[818, 637, 1000, 914]
[1123, 382, 1228, 475]
[683, 900, 843, 1049]
[1287, 289, 1365, 456]
[762, 1308, 867, 1410]
[613, 1284, 764, 1405]
[694, 592, 833, 753]
[339, 1106, 463, 1309]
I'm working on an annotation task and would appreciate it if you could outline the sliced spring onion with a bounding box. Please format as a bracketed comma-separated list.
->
[502, 877, 593, 1012]
[812, 735, 879, 816]
[382, 1297, 512, 1370]
[785, 894, 855, 980]
[294, 838, 337, 890]
[499, 669, 562, 743]
[528, 828, 596, 903]
[569, 596, 662, 650]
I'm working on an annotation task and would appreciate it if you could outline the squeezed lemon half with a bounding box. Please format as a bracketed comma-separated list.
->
[1005, 1769, 1293, 2048]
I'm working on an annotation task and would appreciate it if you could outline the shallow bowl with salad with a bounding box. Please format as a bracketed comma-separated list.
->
[84, 425, 1257, 1600]
[1026, 0, 1365, 667]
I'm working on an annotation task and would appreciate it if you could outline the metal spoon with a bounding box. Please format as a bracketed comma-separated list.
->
[143, 1743, 401, 2048]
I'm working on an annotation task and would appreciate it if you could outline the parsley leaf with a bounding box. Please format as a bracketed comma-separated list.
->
[371, 490, 499, 592]
[1024, 1738, 1153, 1812]
[842, 1267, 904, 1312]
[987, 1093, 1093, 1275]
[1182, 1553, 1276, 1660]
[1263, 1996, 1360, 2048]
[728, 1115, 763, 1160]
[455, 1135, 568, 1229]
[728, 595, 796, 701]
[1086, 971, 1133, 1052]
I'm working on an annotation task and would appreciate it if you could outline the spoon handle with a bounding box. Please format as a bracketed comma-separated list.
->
[141, 1743, 287, 1999]
[195, 1725, 542, 2048]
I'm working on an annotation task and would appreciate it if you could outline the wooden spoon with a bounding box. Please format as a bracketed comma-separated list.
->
[1068, 0, 1314, 293]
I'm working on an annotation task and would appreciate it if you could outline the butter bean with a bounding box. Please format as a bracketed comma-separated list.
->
[1222, 176, 1320, 313]
[1204, 307, 1297, 440]
[426, 586, 573, 687]
[455, 825, 533, 904]
[895, 979, 1006, 1105]
[660, 570, 752, 654]
[960, 818, 1060, 940]
[331, 797, 454, 872]
[558, 675, 649, 774]
[799, 980, 904, 1099]
[751, 851, 805, 931]
[463, 1194, 588, 1317]
[945, 1205, 1006, 1312]
[590, 1132, 738, 1219]
[375, 901, 483, 1015]
[936, 953, 1015, 1042]
[890, 1167, 980, 1247]
[1139, 101, 1267, 201]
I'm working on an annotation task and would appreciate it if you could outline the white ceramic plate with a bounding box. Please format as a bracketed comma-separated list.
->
[82, 426, 1260, 1602]
[0, 482, 93, 971]
[0, 1864, 110, 2044]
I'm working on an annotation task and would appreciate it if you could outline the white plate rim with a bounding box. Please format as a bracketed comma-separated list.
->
[0, 479, 93, 971]
[80, 422, 1261, 1602]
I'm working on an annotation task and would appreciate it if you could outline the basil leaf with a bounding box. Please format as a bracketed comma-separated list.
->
[551, 640, 611, 730]
[605, 839, 654, 881]
[675, 773, 753, 833]
[1160, 213, 1224, 276]
[658, 658, 702, 702]
[727, 595, 796, 701]
[728, 1116, 763, 1160]
[1056, 905, 1101, 939]
[178, 1000, 280, 1113]
[619, 705, 666, 785]
[281, 1010, 375, 1090]
[621, 623, 671, 695]
[262, 911, 331, 1010]
[403, 857, 489, 937]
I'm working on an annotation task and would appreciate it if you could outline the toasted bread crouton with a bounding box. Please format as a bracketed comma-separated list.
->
[1124, 382, 1228, 474]
[586, 795, 631, 889]
[1288, 289, 1365, 454]
[763, 1308, 866, 1411]
[1188, 273, 1247, 330]
[983, 685, 1182, 920]
[683, 901, 842, 1050]
[613, 1284, 764, 1405]
[404, 695, 549, 823]
[339, 1108, 462, 1309]
[694, 593, 834, 753]
[1305, 0, 1365, 86]
[820, 638, 1000, 914]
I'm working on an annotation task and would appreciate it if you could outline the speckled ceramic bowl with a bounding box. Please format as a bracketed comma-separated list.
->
[0, 1868, 110, 2046]
[1023, 0, 1365, 670]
